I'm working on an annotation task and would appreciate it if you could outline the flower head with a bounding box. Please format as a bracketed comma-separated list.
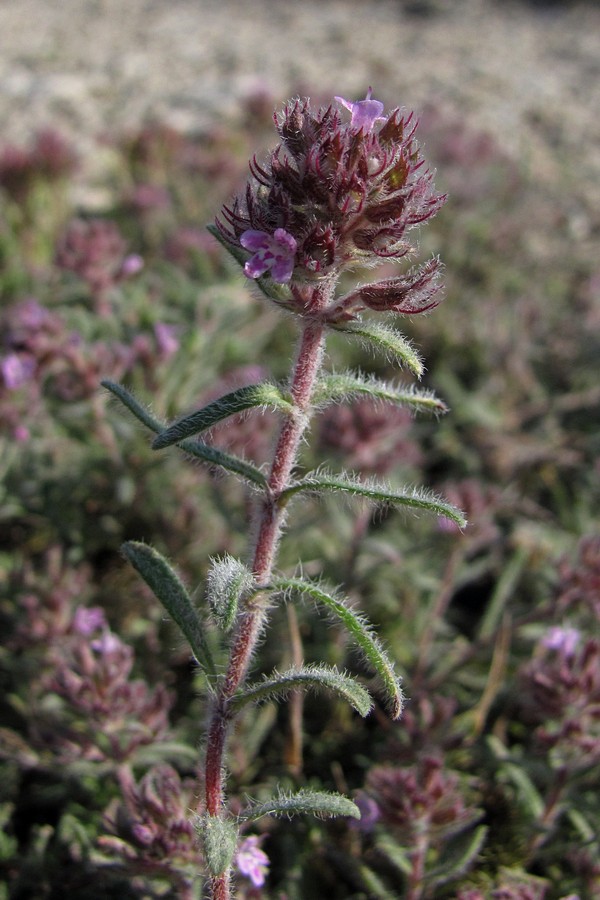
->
[335, 86, 386, 132]
[217, 91, 446, 310]
[240, 228, 297, 283]
[235, 835, 269, 888]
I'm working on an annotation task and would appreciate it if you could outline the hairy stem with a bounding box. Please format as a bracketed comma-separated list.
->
[204, 320, 325, 898]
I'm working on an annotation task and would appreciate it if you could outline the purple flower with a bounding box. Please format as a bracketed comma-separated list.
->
[240, 228, 297, 283]
[1, 352, 36, 389]
[335, 87, 386, 132]
[72, 606, 107, 636]
[235, 835, 269, 888]
[120, 253, 144, 278]
[154, 322, 180, 359]
[541, 625, 581, 658]
[90, 629, 125, 656]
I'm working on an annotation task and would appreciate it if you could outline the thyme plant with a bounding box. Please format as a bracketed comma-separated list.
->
[103, 89, 466, 899]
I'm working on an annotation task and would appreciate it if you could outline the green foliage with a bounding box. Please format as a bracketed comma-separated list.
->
[1, 99, 599, 900]
[102, 379, 267, 486]
[151, 382, 293, 450]
[121, 540, 216, 677]
[332, 320, 424, 377]
[240, 789, 360, 822]
[200, 815, 238, 877]
[232, 664, 374, 717]
[206, 554, 256, 631]
[313, 370, 447, 415]
[273, 577, 404, 718]
[282, 470, 467, 526]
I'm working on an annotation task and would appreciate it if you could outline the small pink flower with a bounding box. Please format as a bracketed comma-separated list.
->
[73, 606, 107, 636]
[541, 625, 581, 658]
[1, 352, 36, 389]
[235, 835, 269, 888]
[120, 253, 144, 278]
[91, 630, 124, 656]
[240, 228, 297, 283]
[154, 322, 180, 359]
[335, 87, 386, 132]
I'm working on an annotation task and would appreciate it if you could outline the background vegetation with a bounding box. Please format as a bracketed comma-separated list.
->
[1, 92, 598, 898]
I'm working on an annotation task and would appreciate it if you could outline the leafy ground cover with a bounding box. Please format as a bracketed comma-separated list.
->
[0, 95, 598, 899]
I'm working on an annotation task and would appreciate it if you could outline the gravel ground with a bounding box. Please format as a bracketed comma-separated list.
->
[1, 0, 599, 204]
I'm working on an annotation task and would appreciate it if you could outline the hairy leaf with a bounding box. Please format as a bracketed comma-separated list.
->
[274, 577, 403, 718]
[199, 815, 238, 877]
[232, 665, 372, 717]
[121, 541, 216, 678]
[240, 788, 360, 822]
[206, 555, 256, 631]
[152, 383, 292, 450]
[102, 380, 266, 486]
[332, 321, 424, 377]
[282, 471, 467, 527]
[313, 371, 447, 415]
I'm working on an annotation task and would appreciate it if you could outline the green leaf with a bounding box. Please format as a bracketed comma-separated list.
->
[206, 555, 256, 631]
[427, 824, 488, 888]
[373, 833, 412, 876]
[207, 223, 294, 306]
[198, 814, 238, 877]
[487, 736, 545, 819]
[274, 577, 404, 719]
[102, 379, 163, 432]
[313, 370, 447, 415]
[282, 471, 467, 527]
[240, 788, 360, 822]
[102, 380, 267, 487]
[152, 383, 293, 450]
[232, 664, 373, 717]
[332, 321, 424, 378]
[177, 437, 267, 487]
[121, 541, 216, 679]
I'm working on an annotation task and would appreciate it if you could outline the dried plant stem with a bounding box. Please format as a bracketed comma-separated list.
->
[205, 320, 325, 899]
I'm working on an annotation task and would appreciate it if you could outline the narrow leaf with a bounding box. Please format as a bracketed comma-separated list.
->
[313, 371, 447, 415]
[102, 380, 266, 486]
[232, 665, 373, 717]
[152, 383, 292, 450]
[206, 555, 256, 631]
[240, 788, 360, 822]
[282, 471, 467, 527]
[102, 379, 163, 433]
[177, 437, 267, 487]
[428, 824, 488, 888]
[121, 541, 216, 678]
[332, 321, 424, 378]
[274, 577, 404, 719]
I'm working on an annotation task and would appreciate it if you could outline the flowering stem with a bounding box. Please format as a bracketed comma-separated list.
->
[204, 318, 325, 898]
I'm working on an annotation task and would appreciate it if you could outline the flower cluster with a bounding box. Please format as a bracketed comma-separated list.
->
[55, 218, 143, 304]
[217, 90, 445, 317]
[555, 535, 600, 622]
[41, 619, 173, 763]
[365, 755, 480, 844]
[518, 635, 600, 771]
[99, 764, 201, 892]
[0, 128, 77, 201]
[0, 296, 178, 438]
